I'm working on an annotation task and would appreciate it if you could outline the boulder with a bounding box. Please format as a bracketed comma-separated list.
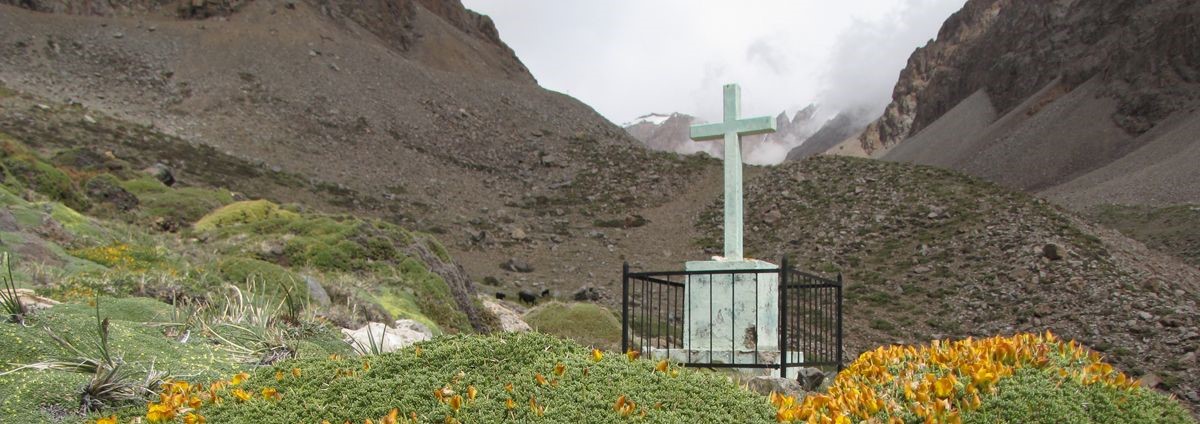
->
[1042, 243, 1063, 260]
[341, 321, 430, 355]
[481, 298, 532, 332]
[573, 286, 611, 302]
[143, 163, 175, 186]
[502, 258, 534, 273]
[85, 175, 139, 212]
[393, 319, 434, 339]
[303, 274, 331, 307]
[746, 376, 804, 397]
[796, 367, 826, 391]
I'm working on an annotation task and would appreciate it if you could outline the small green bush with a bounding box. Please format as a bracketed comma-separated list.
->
[195, 199, 299, 232]
[199, 332, 775, 423]
[525, 302, 621, 350]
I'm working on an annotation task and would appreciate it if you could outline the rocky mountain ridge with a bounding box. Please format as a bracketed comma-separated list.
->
[844, 0, 1200, 207]
[624, 104, 837, 164]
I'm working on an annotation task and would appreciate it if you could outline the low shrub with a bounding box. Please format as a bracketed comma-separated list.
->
[771, 332, 1194, 423]
[524, 302, 621, 351]
[180, 332, 776, 423]
[194, 199, 297, 233]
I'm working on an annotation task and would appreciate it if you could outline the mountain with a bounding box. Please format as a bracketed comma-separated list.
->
[783, 107, 873, 161]
[0, 0, 726, 299]
[623, 105, 821, 164]
[844, 0, 1200, 208]
[702, 155, 1200, 408]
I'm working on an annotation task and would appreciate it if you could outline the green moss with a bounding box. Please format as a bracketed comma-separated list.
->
[964, 366, 1194, 423]
[200, 332, 775, 423]
[136, 186, 235, 230]
[375, 288, 441, 335]
[388, 258, 469, 333]
[524, 302, 621, 350]
[425, 237, 451, 263]
[2, 155, 90, 211]
[195, 199, 298, 232]
[217, 257, 304, 299]
[118, 176, 169, 195]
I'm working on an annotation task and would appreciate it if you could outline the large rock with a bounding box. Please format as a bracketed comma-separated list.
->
[481, 298, 531, 333]
[502, 258, 534, 273]
[341, 321, 430, 354]
[796, 367, 827, 391]
[746, 376, 804, 398]
[302, 274, 331, 307]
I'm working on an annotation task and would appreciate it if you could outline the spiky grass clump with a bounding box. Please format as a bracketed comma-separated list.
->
[197, 332, 775, 423]
[0, 253, 26, 323]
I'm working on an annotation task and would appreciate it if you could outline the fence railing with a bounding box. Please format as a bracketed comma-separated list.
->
[621, 258, 842, 378]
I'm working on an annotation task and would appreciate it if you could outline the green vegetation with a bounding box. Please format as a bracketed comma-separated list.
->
[199, 332, 775, 423]
[965, 366, 1194, 423]
[525, 302, 621, 350]
[1087, 204, 1200, 267]
[195, 200, 300, 233]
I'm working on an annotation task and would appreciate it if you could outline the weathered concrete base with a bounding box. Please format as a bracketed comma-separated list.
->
[644, 348, 804, 378]
[683, 259, 779, 353]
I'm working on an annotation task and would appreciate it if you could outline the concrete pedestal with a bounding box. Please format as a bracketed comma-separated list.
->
[683, 259, 779, 353]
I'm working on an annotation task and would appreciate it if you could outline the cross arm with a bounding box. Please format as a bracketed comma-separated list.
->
[689, 116, 778, 141]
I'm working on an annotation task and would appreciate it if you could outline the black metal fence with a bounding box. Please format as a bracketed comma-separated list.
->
[621, 258, 842, 378]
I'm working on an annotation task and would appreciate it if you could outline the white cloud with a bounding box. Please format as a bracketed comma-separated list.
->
[463, 0, 966, 125]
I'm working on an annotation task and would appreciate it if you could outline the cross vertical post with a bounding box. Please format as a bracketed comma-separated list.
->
[689, 83, 776, 261]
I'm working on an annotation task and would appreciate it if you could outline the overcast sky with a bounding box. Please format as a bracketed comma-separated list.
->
[461, 0, 966, 125]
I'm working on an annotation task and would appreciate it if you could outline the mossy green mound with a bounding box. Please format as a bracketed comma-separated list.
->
[194, 199, 299, 233]
[965, 365, 1194, 423]
[524, 302, 621, 351]
[200, 332, 775, 423]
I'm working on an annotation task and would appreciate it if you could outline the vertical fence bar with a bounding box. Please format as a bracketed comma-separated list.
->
[836, 273, 844, 371]
[621, 262, 629, 353]
[730, 272, 736, 365]
[779, 257, 788, 378]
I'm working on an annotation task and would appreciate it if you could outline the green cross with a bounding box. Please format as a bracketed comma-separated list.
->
[689, 84, 776, 260]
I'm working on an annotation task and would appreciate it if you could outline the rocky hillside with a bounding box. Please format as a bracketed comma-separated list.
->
[847, 0, 1200, 207]
[0, 0, 726, 298]
[623, 106, 821, 165]
[783, 107, 873, 161]
[700, 156, 1200, 409]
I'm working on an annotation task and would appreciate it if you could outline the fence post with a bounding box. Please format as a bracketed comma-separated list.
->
[621, 262, 630, 353]
[836, 273, 844, 372]
[778, 257, 788, 379]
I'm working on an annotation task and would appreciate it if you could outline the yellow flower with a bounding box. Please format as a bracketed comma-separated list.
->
[504, 382, 514, 393]
[505, 398, 516, 410]
[230, 372, 250, 386]
[553, 362, 566, 376]
[591, 349, 604, 362]
[381, 408, 399, 424]
[466, 385, 478, 401]
[626, 349, 640, 361]
[146, 402, 176, 423]
[291, 368, 302, 378]
[655, 360, 669, 373]
[275, 370, 284, 381]
[231, 388, 252, 402]
[934, 375, 957, 399]
[183, 413, 206, 424]
[95, 416, 118, 424]
[535, 373, 548, 386]
[448, 394, 463, 412]
[262, 387, 281, 400]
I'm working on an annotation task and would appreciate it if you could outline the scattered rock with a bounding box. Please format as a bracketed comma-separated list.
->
[341, 321, 429, 354]
[573, 286, 611, 302]
[502, 258, 534, 273]
[1138, 373, 1162, 389]
[143, 163, 175, 186]
[796, 367, 826, 391]
[1042, 243, 1063, 260]
[481, 298, 531, 332]
[14, 288, 59, 311]
[303, 274, 331, 307]
[763, 209, 783, 224]
[746, 376, 804, 397]
[393, 319, 434, 339]
[481, 276, 501, 286]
